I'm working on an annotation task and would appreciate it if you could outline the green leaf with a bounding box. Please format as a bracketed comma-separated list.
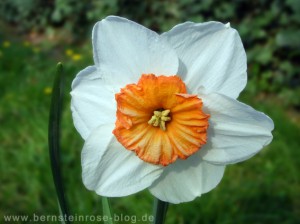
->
[102, 197, 114, 224]
[48, 62, 71, 223]
[153, 198, 169, 224]
[276, 30, 300, 48]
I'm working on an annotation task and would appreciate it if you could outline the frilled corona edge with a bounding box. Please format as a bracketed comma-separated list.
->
[113, 74, 209, 166]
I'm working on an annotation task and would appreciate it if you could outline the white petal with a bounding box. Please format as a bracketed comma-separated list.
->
[149, 153, 225, 204]
[82, 124, 163, 197]
[70, 66, 116, 140]
[199, 93, 274, 165]
[162, 21, 247, 99]
[92, 16, 179, 91]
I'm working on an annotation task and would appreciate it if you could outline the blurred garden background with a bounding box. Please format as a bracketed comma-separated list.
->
[0, 0, 300, 223]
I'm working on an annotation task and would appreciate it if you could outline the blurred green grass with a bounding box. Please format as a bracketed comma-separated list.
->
[1, 1, 300, 223]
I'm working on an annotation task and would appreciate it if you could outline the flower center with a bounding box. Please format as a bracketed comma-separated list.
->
[148, 109, 171, 131]
[113, 74, 209, 166]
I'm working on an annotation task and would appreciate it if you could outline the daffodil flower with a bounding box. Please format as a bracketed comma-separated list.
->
[71, 16, 274, 204]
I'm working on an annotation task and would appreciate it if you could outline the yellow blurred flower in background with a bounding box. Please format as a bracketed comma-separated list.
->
[44, 87, 52, 95]
[33, 47, 40, 53]
[65, 49, 82, 61]
[23, 41, 30, 47]
[65, 49, 74, 56]
[3, 41, 11, 48]
[72, 54, 82, 61]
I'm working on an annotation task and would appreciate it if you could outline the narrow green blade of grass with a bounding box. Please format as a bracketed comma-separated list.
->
[102, 197, 114, 224]
[48, 62, 70, 223]
[153, 198, 169, 224]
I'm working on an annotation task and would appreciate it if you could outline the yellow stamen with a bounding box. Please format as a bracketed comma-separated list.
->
[148, 109, 171, 131]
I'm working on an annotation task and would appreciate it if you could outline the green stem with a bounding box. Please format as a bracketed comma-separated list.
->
[48, 62, 71, 223]
[153, 198, 169, 224]
[102, 197, 114, 224]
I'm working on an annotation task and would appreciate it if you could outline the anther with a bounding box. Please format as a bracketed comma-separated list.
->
[148, 109, 171, 131]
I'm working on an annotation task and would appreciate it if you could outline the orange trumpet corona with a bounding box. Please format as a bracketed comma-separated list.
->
[113, 74, 210, 166]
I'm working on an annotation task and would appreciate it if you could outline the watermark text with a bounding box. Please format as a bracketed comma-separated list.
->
[3, 213, 154, 223]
